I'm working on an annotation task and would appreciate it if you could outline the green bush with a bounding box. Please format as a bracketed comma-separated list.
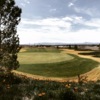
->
[0, 73, 100, 100]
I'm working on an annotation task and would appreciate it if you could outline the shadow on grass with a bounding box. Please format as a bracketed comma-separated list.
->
[75, 49, 94, 51]
[78, 51, 100, 58]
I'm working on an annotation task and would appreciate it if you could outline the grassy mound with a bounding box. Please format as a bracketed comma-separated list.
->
[17, 48, 99, 77]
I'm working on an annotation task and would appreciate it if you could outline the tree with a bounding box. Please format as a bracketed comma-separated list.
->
[68, 45, 71, 49]
[0, 0, 22, 73]
[98, 44, 100, 57]
[74, 45, 78, 50]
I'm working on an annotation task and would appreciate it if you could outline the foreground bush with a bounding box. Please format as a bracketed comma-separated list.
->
[0, 73, 100, 100]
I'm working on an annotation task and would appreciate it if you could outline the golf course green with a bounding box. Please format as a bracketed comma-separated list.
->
[18, 52, 74, 64]
[17, 47, 99, 77]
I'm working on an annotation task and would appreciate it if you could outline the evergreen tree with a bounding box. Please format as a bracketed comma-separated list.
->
[74, 45, 78, 50]
[0, 0, 22, 73]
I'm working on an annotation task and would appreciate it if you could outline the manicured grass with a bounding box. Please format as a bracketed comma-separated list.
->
[18, 52, 74, 64]
[18, 58, 98, 77]
[17, 47, 99, 77]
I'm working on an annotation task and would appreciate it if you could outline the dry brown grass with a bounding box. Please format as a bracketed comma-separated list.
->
[19, 48, 27, 52]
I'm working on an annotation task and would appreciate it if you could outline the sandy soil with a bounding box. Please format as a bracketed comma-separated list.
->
[19, 49, 26, 52]
[12, 49, 100, 82]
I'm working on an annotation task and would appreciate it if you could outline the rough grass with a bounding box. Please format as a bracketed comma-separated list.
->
[17, 47, 99, 77]
[20, 47, 61, 53]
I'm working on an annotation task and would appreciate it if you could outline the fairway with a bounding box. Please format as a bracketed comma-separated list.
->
[17, 47, 99, 77]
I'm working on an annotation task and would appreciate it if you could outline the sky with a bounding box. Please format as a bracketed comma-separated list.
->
[15, 0, 100, 44]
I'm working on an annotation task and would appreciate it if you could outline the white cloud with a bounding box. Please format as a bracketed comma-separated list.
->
[20, 17, 72, 30]
[62, 17, 73, 21]
[70, 17, 100, 28]
[68, 2, 74, 7]
[73, 6, 100, 17]
[74, 7, 92, 16]
[17, 16, 100, 44]
[72, 16, 83, 24]
[84, 18, 100, 28]
[20, 3, 26, 7]
[18, 27, 100, 44]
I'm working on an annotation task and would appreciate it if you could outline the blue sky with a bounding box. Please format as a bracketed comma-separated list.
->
[15, 0, 100, 44]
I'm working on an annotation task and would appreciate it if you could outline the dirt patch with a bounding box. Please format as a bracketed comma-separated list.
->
[19, 49, 27, 52]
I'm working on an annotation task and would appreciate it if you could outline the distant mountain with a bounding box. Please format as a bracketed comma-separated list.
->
[20, 42, 100, 46]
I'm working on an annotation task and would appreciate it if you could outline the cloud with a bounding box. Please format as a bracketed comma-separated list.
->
[19, 16, 98, 32]
[20, 3, 26, 7]
[74, 7, 92, 16]
[15, 0, 100, 44]
[18, 26, 100, 44]
[68, 2, 74, 7]
[62, 17, 73, 21]
[72, 5, 100, 17]
[84, 18, 100, 28]
[20, 17, 72, 30]
[19, 16, 100, 32]
[17, 16, 100, 44]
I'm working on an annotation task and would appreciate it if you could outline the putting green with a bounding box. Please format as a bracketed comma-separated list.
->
[18, 48, 99, 77]
[18, 52, 74, 64]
